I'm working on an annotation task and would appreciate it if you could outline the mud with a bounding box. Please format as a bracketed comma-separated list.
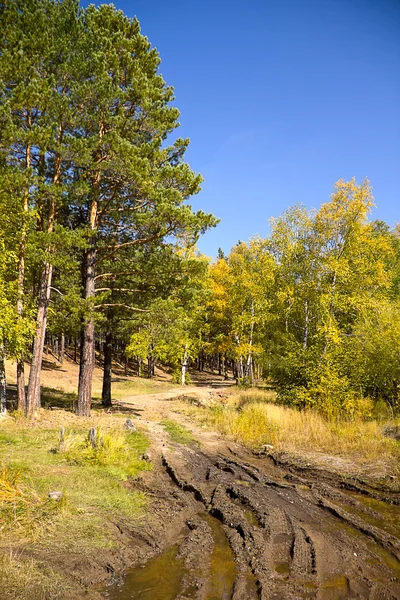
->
[99, 421, 400, 600]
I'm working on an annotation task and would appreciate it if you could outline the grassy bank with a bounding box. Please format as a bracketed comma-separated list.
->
[0, 409, 152, 600]
[189, 390, 400, 474]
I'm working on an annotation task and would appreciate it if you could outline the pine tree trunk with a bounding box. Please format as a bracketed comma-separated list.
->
[77, 241, 96, 416]
[223, 355, 228, 380]
[16, 138, 31, 413]
[0, 341, 7, 414]
[60, 332, 65, 364]
[26, 135, 61, 417]
[102, 331, 112, 407]
[26, 261, 53, 416]
[16, 360, 25, 413]
[76, 124, 102, 417]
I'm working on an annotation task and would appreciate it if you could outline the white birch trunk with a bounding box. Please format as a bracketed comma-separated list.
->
[0, 341, 7, 414]
[181, 347, 188, 385]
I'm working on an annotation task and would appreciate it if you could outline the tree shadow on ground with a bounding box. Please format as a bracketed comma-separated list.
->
[41, 386, 145, 417]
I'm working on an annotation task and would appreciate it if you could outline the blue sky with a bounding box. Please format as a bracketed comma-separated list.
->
[85, 0, 400, 257]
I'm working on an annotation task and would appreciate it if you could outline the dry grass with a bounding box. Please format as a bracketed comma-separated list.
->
[0, 551, 68, 600]
[197, 390, 400, 471]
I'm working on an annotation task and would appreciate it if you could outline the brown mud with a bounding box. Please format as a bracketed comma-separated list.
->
[89, 384, 400, 600]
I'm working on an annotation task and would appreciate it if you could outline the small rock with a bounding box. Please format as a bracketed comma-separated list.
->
[263, 444, 274, 452]
[124, 419, 136, 431]
[48, 491, 63, 501]
[141, 453, 151, 462]
[383, 425, 400, 441]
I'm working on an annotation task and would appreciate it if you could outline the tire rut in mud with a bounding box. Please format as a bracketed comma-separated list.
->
[161, 443, 400, 600]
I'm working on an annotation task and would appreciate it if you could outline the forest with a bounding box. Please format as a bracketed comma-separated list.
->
[1, 2, 400, 599]
[0, 0, 399, 422]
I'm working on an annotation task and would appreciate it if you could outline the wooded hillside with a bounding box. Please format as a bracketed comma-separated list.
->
[1, 0, 399, 421]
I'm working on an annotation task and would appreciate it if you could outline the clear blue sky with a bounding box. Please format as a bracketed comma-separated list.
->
[85, 0, 400, 257]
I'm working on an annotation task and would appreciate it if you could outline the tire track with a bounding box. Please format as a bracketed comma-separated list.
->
[161, 443, 400, 599]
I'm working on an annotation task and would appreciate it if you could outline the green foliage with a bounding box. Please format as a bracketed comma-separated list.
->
[127, 253, 210, 376]
[206, 179, 400, 419]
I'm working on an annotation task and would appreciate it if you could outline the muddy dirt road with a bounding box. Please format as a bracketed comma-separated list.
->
[102, 388, 400, 600]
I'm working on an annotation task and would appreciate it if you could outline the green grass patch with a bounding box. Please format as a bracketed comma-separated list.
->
[161, 419, 196, 445]
[0, 413, 153, 599]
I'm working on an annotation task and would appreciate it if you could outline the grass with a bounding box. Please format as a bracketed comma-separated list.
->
[161, 419, 196, 445]
[191, 389, 400, 473]
[0, 552, 69, 600]
[0, 410, 152, 599]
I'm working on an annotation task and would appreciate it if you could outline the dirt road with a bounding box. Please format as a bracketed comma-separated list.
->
[102, 388, 400, 600]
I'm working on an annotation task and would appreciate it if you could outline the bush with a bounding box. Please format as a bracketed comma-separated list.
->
[61, 429, 151, 480]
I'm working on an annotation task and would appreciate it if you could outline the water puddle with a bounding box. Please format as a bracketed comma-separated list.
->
[274, 561, 290, 576]
[244, 508, 259, 527]
[102, 514, 236, 600]
[319, 575, 349, 600]
[204, 513, 236, 600]
[321, 512, 400, 580]
[103, 543, 188, 600]
[234, 479, 253, 487]
[341, 490, 400, 538]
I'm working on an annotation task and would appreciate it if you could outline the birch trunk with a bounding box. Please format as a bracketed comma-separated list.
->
[303, 298, 309, 350]
[0, 341, 6, 414]
[245, 299, 255, 379]
[181, 347, 188, 385]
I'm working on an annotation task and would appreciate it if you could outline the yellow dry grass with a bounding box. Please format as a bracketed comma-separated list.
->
[200, 390, 400, 471]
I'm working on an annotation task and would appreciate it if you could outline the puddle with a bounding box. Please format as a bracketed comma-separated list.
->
[235, 479, 253, 487]
[321, 510, 400, 580]
[274, 561, 290, 576]
[242, 571, 259, 597]
[342, 491, 400, 538]
[295, 484, 311, 491]
[364, 539, 400, 578]
[103, 544, 188, 600]
[204, 513, 236, 600]
[103, 514, 236, 600]
[244, 509, 259, 527]
[319, 575, 349, 600]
